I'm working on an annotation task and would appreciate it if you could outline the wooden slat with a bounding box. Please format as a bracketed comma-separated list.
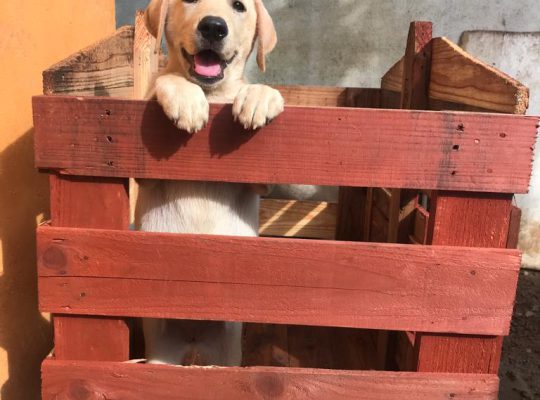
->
[415, 192, 514, 374]
[401, 21, 433, 110]
[133, 11, 158, 100]
[381, 59, 404, 93]
[43, 26, 134, 98]
[48, 175, 130, 362]
[38, 226, 519, 335]
[382, 37, 529, 114]
[273, 85, 348, 107]
[33, 96, 538, 193]
[259, 199, 337, 239]
[42, 360, 500, 400]
[430, 37, 529, 114]
[335, 187, 368, 242]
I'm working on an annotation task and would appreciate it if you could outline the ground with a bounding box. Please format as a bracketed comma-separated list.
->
[500, 270, 540, 399]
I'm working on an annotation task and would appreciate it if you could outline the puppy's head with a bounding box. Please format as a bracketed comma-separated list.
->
[145, 0, 277, 89]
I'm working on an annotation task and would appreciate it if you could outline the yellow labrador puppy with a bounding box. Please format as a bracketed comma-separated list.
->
[138, 0, 283, 366]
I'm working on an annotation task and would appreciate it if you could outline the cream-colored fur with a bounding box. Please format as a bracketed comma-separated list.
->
[138, 0, 283, 367]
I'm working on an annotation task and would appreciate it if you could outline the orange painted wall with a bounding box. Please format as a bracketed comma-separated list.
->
[0, 2, 115, 398]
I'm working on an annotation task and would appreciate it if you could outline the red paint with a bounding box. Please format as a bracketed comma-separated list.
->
[33, 96, 537, 193]
[42, 359, 500, 400]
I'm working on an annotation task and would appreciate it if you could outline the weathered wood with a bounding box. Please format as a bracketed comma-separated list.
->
[133, 11, 158, 100]
[43, 26, 134, 98]
[382, 37, 529, 114]
[41, 360, 500, 400]
[416, 192, 515, 374]
[430, 37, 529, 114]
[48, 175, 130, 362]
[38, 226, 519, 335]
[33, 96, 538, 193]
[259, 199, 337, 239]
[401, 21, 433, 110]
[273, 85, 348, 107]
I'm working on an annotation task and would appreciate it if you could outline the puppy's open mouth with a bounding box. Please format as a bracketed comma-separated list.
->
[182, 49, 236, 84]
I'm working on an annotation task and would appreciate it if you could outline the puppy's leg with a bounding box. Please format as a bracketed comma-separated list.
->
[232, 84, 284, 130]
[155, 73, 210, 133]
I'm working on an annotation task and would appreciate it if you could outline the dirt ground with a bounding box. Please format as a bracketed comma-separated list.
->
[499, 270, 540, 399]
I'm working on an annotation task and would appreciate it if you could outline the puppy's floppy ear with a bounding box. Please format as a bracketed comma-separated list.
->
[254, 0, 277, 72]
[144, 0, 169, 53]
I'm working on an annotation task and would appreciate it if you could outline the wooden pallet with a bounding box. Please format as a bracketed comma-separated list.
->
[35, 18, 538, 399]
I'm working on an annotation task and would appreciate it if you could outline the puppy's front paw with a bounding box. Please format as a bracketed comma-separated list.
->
[233, 84, 284, 130]
[155, 75, 209, 133]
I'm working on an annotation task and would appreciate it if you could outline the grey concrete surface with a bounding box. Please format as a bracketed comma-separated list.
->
[116, 1, 540, 86]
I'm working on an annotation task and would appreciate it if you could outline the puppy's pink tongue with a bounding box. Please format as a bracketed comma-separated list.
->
[194, 52, 222, 77]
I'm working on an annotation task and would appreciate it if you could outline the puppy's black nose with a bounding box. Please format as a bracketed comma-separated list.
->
[198, 16, 228, 42]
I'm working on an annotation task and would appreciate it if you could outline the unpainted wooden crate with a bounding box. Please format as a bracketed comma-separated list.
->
[35, 15, 537, 400]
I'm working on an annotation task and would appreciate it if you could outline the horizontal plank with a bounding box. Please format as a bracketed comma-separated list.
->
[38, 226, 520, 335]
[33, 96, 538, 193]
[273, 85, 348, 107]
[42, 360, 499, 400]
[259, 199, 337, 239]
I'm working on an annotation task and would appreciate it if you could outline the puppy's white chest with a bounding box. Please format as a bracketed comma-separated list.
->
[136, 181, 259, 237]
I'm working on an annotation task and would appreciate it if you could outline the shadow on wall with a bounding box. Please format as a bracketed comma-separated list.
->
[0, 130, 52, 400]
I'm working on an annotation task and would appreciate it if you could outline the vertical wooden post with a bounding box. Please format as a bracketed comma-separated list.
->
[49, 175, 130, 361]
[133, 10, 158, 100]
[414, 192, 513, 373]
[384, 22, 433, 370]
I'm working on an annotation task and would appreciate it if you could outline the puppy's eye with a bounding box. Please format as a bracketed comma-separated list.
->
[232, 1, 246, 12]
[183, 0, 198, 3]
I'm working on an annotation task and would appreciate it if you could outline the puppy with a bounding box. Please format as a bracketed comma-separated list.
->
[137, 0, 284, 367]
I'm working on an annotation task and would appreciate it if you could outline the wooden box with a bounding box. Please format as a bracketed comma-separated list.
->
[34, 17, 538, 399]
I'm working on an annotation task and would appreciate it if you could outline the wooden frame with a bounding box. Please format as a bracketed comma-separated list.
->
[35, 19, 539, 399]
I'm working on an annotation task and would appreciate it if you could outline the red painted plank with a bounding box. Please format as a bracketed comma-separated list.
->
[416, 192, 514, 374]
[37, 226, 519, 335]
[53, 317, 129, 362]
[32, 96, 538, 193]
[48, 174, 130, 362]
[42, 360, 500, 400]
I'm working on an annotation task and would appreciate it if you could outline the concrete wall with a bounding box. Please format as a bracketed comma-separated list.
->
[116, 0, 540, 86]
[0, 2, 116, 399]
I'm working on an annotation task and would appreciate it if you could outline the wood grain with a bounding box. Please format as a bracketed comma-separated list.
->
[401, 21, 433, 110]
[41, 360, 500, 400]
[273, 85, 348, 107]
[49, 175, 129, 230]
[381, 59, 404, 93]
[381, 37, 529, 114]
[48, 175, 130, 362]
[43, 27, 134, 98]
[259, 199, 337, 239]
[133, 10, 158, 100]
[430, 37, 529, 114]
[416, 192, 515, 374]
[32, 96, 538, 193]
[37, 226, 519, 335]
